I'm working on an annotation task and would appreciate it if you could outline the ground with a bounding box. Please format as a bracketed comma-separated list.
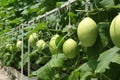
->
[0, 68, 11, 80]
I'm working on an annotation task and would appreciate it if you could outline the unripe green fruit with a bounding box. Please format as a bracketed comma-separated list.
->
[16, 40, 22, 51]
[6, 43, 16, 53]
[77, 17, 98, 47]
[63, 38, 78, 59]
[110, 15, 120, 48]
[49, 34, 59, 55]
[28, 33, 39, 47]
[6, 43, 12, 51]
[36, 39, 47, 51]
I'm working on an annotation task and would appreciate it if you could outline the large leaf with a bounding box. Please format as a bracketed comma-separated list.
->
[86, 22, 110, 58]
[95, 46, 120, 73]
[68, 58, 97, 80]
[31, 54, 66, 80]
[68, 62, 93, 80]
[111, 52, 120, 64]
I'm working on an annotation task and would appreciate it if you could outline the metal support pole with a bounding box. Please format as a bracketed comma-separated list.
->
[21, 24, 24, 80]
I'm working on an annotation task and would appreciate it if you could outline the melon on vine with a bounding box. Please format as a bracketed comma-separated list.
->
[36, 39, 47, 52]
[6, 43, 12, 51]
[63, 38, 78, 59]
[77, 17, 98, 47]
[28, 33, 39, 47]
[6, 43, 16, 53]
[49, 34, 59, 55]
[16, 40, 22, 52]
[110, 14, 120, 48]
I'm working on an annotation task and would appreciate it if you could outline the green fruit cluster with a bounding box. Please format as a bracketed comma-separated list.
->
[6, 16, 120, 59]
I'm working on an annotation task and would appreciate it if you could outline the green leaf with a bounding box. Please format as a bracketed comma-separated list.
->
[9, 0, 15, 4]
[95, 46, 120, 73]
[35, 56, 50, 64]
[80, 71, 93, 80]
[68, 58, 97, 80]
[56, 2, 65, 7]
[36, 7, 47, 15]
[21, 9, 28, 15]
[111, 52, 120, 64]
[0, 0, 8, 6]
[56, 35, 65, 53]
[68, 70, 80, 80]
[29, 3, 41, 13]
[33, 22, 47, 32]
[86, 22, 109, 58]
[8, 18, 23, 25]
[68, 12, 77, 24]
[100, 0, 114, 6]
[48, 54, 66, 67]
[31, 54, 66, 79]
[68, 12, 76, 17]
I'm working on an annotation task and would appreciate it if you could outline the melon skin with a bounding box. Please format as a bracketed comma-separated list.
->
[6, 43, 16, 53]
[28, 33, 39, 47]
[63, 38, 78, 59]
[36, 39, 47, 51]
[110, 15, 120, 48]
[16, 40, 22, 52]
[49, 34, 59, 55]
[77, 17, 98, 47]
[6, 43, 12, 51]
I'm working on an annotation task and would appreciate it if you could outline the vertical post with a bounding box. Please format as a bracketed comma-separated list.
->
[28, 23, 30, 80]
[21, 24, 24, 80]
[55, 8, 61, 31]
[0, 36, 1, 68]
[0, 36, 2, 51]
[68, 0, 71, 36]
[85, 0, 93, 16]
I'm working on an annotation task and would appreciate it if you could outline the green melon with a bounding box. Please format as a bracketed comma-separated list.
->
[49, 34, 59, 55]
[110, 15, 120, 48]
[28, 33, 39, 47]
[6, 43, 16, 53]
[36, 39, 47, 51]
[77, 17, 98, 47]
[16, 40, 22, 51]
[63, 38, 78, 59]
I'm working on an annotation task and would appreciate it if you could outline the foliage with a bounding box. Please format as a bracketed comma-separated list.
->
[0, 0, 120, 80]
